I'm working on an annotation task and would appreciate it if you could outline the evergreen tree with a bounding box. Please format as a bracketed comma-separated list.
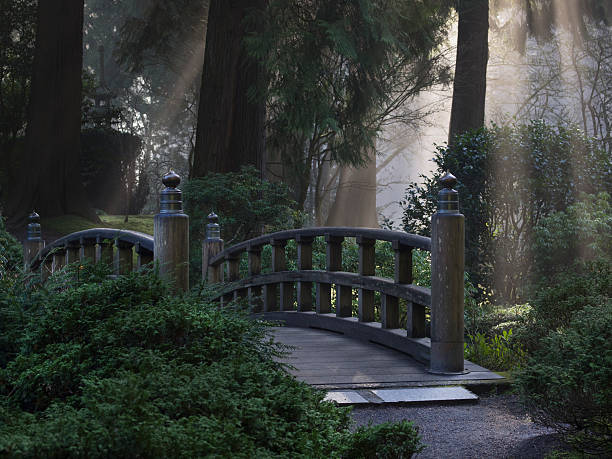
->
[248, 0, 453, 208]
[6, 0, 99, 225]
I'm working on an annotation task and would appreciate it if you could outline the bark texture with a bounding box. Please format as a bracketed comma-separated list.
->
[7, 0, 98, 226]
[191, 0, 266, 178]
[326, 148, 378, 228]
[448, 0, 489, 146]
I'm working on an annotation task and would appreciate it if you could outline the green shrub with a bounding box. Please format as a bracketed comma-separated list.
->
[0, 265, 423, 457]
[401, 121, 611, 303]
[343, 421, 424, 459]
[0, 216, 22, 275]
[183, 165, 302, 282]
[532, 192, 611, 285]
[464, 329, 526, 371]
[515, 302, 612, 456]
[516, 260, 611, 354]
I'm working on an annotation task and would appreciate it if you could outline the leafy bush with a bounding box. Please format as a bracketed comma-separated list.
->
[516, 260, 611, 354]
[343, 421, 424, 459]
[532, 192, 611, 285]
[0, 216, 22, 275]
[515, 301, 612, 456]
[184, 165, 301, 245]
[184, 165, 302, 281]
[0, 264, 423, 457]
[464, 329, 525, 372]
[401, 122, 611, 303]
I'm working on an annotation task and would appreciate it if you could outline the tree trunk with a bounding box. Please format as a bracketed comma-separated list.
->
[325, 148, 378, 228]
[448, 0, 488, 146]
[191, 0, 266, 178]
[6, 0, 98, 227]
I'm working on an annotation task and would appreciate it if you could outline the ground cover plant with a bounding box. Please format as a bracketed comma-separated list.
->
[0, 262, 424, 458]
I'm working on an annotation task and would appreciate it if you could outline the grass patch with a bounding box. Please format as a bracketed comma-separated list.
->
[43, 214, 154, 237]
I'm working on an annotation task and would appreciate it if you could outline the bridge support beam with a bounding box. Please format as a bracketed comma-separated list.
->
[154, 171, 189, 292]
[430, 172, 465, 374]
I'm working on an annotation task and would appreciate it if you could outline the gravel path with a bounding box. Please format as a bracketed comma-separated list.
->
[351, 394, 567, 458]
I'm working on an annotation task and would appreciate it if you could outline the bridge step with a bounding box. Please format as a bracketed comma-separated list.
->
[324, 386, 478, 406]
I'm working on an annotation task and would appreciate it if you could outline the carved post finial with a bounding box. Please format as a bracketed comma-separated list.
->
[430, 170, 465, 374]
[206, 212, 221, 240]
[202, 212, 224, 282]
[154, 169, 189, 291]
[27, 210, 41, 241]
[160, 170, 182, 214]
[437, 171, 459, 212]
[24, 210, 44, 270]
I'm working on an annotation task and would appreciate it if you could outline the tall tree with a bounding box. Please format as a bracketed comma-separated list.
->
[251, 0, 453, 210]
[448, 0, 489, 146]
[190, 0, 266, 178]
[7, 0, 98, 225]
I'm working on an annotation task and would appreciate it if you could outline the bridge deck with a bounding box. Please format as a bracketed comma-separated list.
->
[271, 326, 504, 390]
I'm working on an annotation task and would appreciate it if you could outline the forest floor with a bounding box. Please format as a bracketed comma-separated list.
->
[351, 393, 568, 458]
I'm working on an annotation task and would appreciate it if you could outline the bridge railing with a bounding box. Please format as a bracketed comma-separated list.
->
[24, 171, 189, 290]
[27, 223, 154, 280]
[203, 172, 465, 373]
[206, 225, 432, 330]
[23, 171, 465, 374]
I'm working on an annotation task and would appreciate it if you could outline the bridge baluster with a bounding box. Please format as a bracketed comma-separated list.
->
[381, 295, 400, 329]
[42, 256, 52, 281]
[275, 241, 294, 311]
[393, 241, 413, 284]
[393, 240, 424, 335]
[80, 236, 96, 263]
[96, 236, 113, 265]
[65, 240, 80, 264]
[357, 236, 375, 322]
[265, 239, 290, 311]
[52, 247, 66, 273]
[223, 254, 240, 305]
[202, 213, 224, 281]
[134, 242, 153, 269]
[317, 235, 336, 314]
[114, 240, 133, 274]
[296, 235, 313, 311]
[247, 245, 263, 312]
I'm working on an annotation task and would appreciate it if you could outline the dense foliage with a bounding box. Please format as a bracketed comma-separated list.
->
[184, 166, 301, 281]
[401, 121, 611, 303]
[510, 192, 612, 454]
[515, 292, 612, 455]
[531, 192, 611, 284]
[0, 217, 22, 274]
[245, 0, 452, 207]
[0, 265, 423, 458]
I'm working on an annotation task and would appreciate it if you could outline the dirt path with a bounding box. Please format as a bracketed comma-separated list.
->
[351, 394, 567, 458]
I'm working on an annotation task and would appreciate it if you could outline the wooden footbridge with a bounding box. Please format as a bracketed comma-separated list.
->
[24, 171, 503, 401]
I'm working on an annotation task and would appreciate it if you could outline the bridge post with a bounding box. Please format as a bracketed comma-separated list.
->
[296, 235, 314, 311]
[154, 171, 189, 291]
[202, 212, 224, 282]
[430, 172, 465, 374]
[24, 211, 44, 270]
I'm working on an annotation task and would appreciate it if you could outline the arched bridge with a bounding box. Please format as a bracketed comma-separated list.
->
[23, 171, 504, 393]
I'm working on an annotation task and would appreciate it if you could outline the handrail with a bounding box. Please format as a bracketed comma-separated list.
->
[29, 228, 154, 273]
[23, 170, 465, 374]
[203, 222, 434, 363]
[209, 226, 430, 267]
